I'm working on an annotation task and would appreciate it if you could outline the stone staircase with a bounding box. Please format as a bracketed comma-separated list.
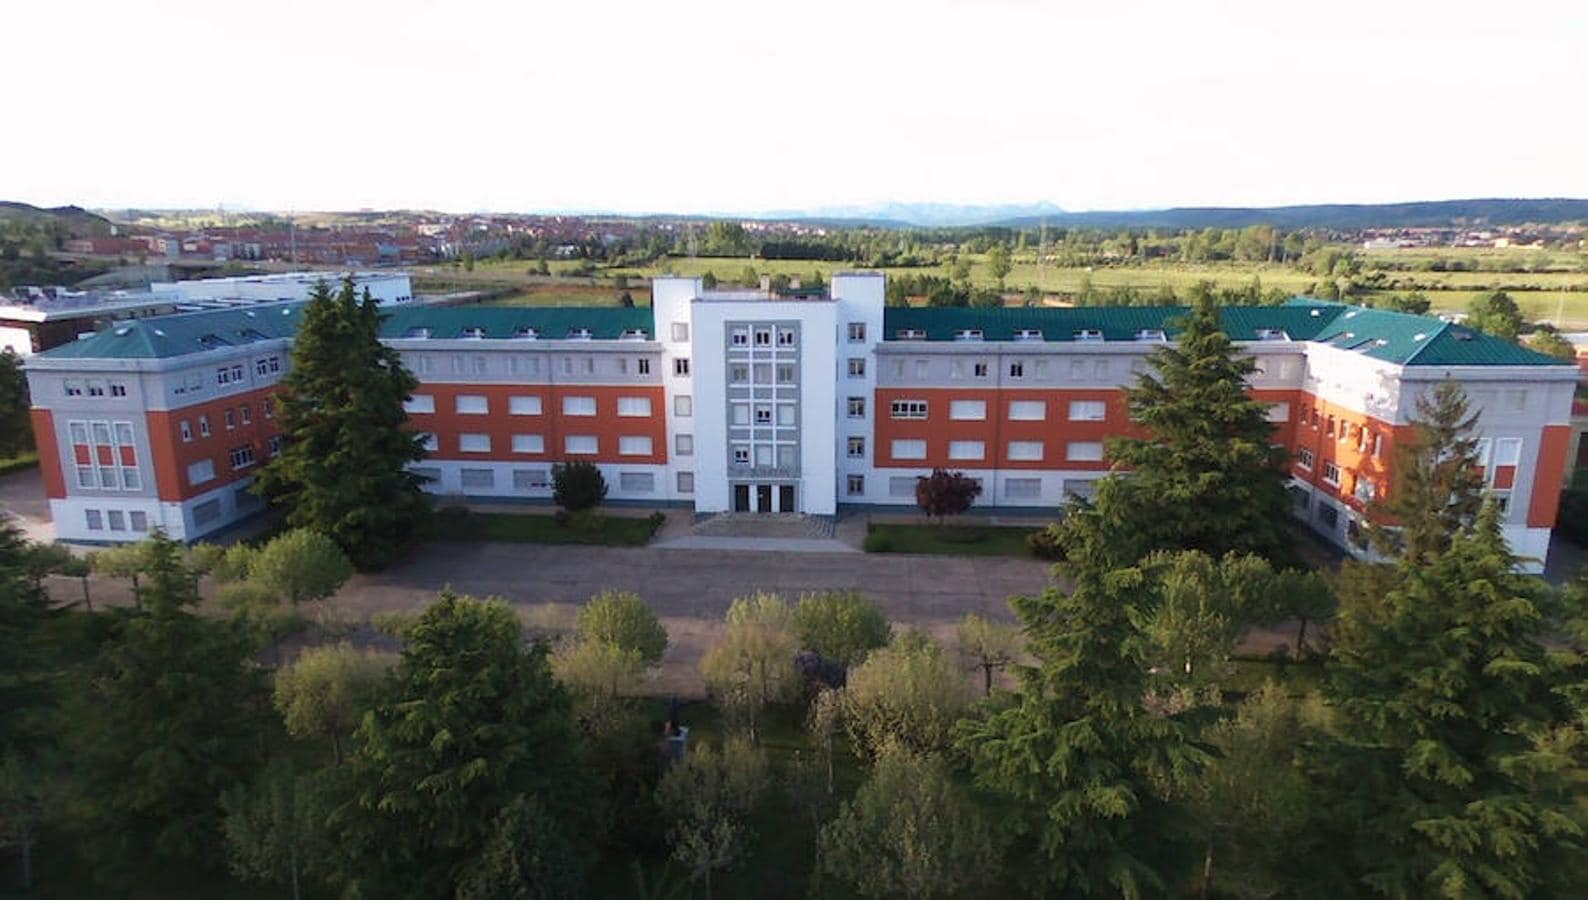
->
[689, 512, 837, 540]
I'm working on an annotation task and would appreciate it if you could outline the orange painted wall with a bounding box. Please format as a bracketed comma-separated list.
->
[1528, 424, 1571, 527]
[146, 387, 283, 502]
[1288, 393, 1404, 514]
[872, 387, 1145, 469]
[404, 383, 668, 465]
[29, 409, 65, 500]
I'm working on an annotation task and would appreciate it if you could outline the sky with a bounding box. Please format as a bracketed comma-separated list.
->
[7, 0, 1587, 216]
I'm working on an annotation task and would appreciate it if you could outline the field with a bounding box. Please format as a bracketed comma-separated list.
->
[412, 246, 1588, 327]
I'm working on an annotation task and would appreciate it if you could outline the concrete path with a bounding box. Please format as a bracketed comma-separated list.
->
[0, 466, 53, 544]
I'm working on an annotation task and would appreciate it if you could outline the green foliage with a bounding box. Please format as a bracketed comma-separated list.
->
[1323, 505, 1588, 896]
[253, 278, 432, 571]
[1527, 324, 1577, 361]
[790, 591, 891, 669]
[914, 468, 982, 522]
[843, 631, 973, 759]
[985, 242, 1013, 288]
[221, 758, 319, 900]
[248, 528, 353, 607]
[1132, 550, 1281, 686]
[861, 530, 893, 552]
[0, 516, 51, 753]
[553, 459, 608, 512]
[575, 590, 668, 665]
[1061, 287, 1294, 568]
[552, 638, 647, 701]
[1366, 381, 1484, 565]
[323, 590, 595, 898]
[700, 593, 798, 742]
[1466, 289, 1524, 340]
[273, 643, 391, 764]
[0, 349, 33, 458]
[820, 750, 1002, 899]
[655, 738, 768, 898]
[956, 612, 1021, 696]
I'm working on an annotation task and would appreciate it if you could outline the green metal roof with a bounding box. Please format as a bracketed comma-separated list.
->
[36, 302, 309, 360]
[376, 305, 655, 341]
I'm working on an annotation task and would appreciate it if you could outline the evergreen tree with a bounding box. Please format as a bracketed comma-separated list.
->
[1056, 288, 1293, 568]
[0, 516, 50, 752]
[1322, 504, 1588, 897]
[254, 279, 430, 570]
[954, 560, 1209, 896]
[324, 591, 595, 899]
[1367, 381, 1484, 566]
[0, 349, 32, 458]
[61, 530, 271, 889]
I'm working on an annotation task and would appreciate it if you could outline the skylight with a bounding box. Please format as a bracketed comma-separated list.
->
[460, 326, 486, 339]
[895, 328, 926, 340]
[1015, 329, 1044, 341]
[1255, 329, 1290, 341]
[953, 329, 983, 341]
[1073, 329, 1105, 342]
[1135, 329, 1167, 342]
[513, 326, 538, 340]
[567, 328, 593, 340]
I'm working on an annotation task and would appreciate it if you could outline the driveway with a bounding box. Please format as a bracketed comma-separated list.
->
[0, 466, 53, 543]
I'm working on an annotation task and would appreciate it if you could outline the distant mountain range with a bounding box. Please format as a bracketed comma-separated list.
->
[757, 198, 1588, 229]
[0, 201, 113, 236]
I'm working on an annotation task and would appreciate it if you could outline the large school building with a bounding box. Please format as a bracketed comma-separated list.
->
[22, 273, 1578, 570]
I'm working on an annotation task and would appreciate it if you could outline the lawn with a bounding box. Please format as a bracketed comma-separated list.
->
[0, 452, 39, 477]
[438, 509, 661, 546]
[863, 522, 1045, 557]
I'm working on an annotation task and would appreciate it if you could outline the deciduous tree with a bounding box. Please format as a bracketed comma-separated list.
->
[1466, 290, 1523, 341]
[553, 459, 608, 512]
[700, 593, 798, 742]
[956, 612, 1021, 696]
[914, 468, 981, 524]
[843, 631, 972, 758]
[574, 589, 667, 665]
[791, 590, 891, 670]
[0, 349, 32, 458]
[221, 759, 319, 900]
[273, 643, 391, 764]
[655, 738, 768, 900]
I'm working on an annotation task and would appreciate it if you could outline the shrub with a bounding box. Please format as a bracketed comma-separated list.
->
[553, 461, 607, 512]
[647, 511, 667, 534]
[914, 469, 981, 523]
[575, 590, 668, 665]
[792, 591, 891, 669]
[1026, 526, 1063, 560]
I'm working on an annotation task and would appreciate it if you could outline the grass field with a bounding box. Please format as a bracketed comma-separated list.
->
[863, 522, 1041, 557]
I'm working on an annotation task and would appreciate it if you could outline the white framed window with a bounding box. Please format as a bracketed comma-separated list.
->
[1007, 441, 1045, 461]
[1322, 461, 1342, 486]
[1067, 441, 1104, 462]
[565, 435, 598, 455]
[675, 395, 693, 417]
[460, 469, 494, 489]
[778, 329, 796, 346]
[754, 328, 772, 346]
[618, 436, 653, 456]
[973, 362, 988, 378]
[1297, 447, 1315, 469]
[179, 420, 193, 442]
[847, 474, 865, 495]
[671, 322, 690, 342]
[732, 329, 749, 346]
[229, 445, 256, 470]
[848, 358, 866, 378]
[677, 471, 695, 493]
[732, 445, 750, 464]
[753, 364, 772, 384]
[1008, 400, 1047, 421]
[847, 397, 866, 418]
[777, 364, 795, 384]
[949, 399, 987, 420]
[1266, 403, 1290, 423]
[729, 364, 749, 384]
[888, 476, 917, 497]
[755, 445, 774, 466]
[1005, 478, 1042, 499]
[619, 472, 655, 493]
[676, 434, 694, 456]
[847, 436, 866, 458]
[1009, 361, 1025, 378]
[674, 358, 691, 376]
[617, 396, 652, 417]
[239, 405, 252, 425]
[128, 511, 148, 532]
[85, 509, 103, 531]
[188, 459, 215, 485]
[563, 396, 597, 416]
[892, 439, 927, 460]
[455, 395, 488, 415]
[755, 406, 772, 425]
[890, 400, 928, 420]
[1354, 477, 1376, 503]
[513, 469, 552, 490]
[459, 433, 491, 453]
[512, 434, 545, 453]
[1068, 400, 1106, 421]
[777, 445, 796, 467]
[776, 405, 796, 426]
[509, 395, 543, 415]
[109, 383, 127, 397]
[224, 409, 235, 430]
[1494, 437, 1523, 468]
[732, 404, 750, 426]
[847, 322, 867, 342]
[948, 440, 985, 461]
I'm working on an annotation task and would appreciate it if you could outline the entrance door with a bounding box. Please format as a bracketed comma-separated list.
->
[733, 484, 751, 512]
[778, 484, 795, 513]
[756, 484, 773, 512]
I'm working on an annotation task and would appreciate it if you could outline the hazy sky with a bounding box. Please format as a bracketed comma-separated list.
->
[8, 0, 1586, 215]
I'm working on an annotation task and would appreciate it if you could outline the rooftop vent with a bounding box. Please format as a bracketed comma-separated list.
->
[403, 326, 432, 339]
[1412, 332, 1427, 341]
[619, 328, 648, 340]
[1073, 329, 1105, 342]
[1015, 328, 1044, 341]
[513, 326, 539, 340]
[1135, 328, 1167, 342]
[1255, 329, 1290, 341]
[460, 326, 486, 339]
[567, 328, 593, 340]
[895, 328, 926, 340]
[1344, 310, 1359, 319]
[113, 326, 131, 336]
[1309, 309, 1322, 317]
[197, 334, 232, 350]
[953, 329, 983, 342]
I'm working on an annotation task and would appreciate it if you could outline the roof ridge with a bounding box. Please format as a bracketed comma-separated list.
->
[1398, 317, 1450, 365]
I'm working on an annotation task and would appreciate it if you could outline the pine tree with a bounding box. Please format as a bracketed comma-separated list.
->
[0, 349, 33, 458]
[1322, 504, 1588, 896]
[954, 560, 1209, 896]
[1366, 380, 1484, 566]
[1058, 287, 1293, 568]
[254, 278, 430, 570]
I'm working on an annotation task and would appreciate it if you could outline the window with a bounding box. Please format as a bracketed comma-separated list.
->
[896, 328, 926, 340]
[229, 445, 256, 470]
[889, 476, 917, 498]
[456, 395, 488, 415]
[671, 322, 689, 342]
[1325, 415, 1336, 437]
[847, 474, 865, 496]
[262, 400, 273, 419]
[733, 446, 750, 464]
[676, 434, 694, 456]
[732, 404, 750, 426]
[511, 434, 545, 453]
[1074, 329, 1104, 342]
[777, 405, 795, 426]
[1068, 400, 1106, 421]
[460, 469, 494, 489]
[847, 436, 866, 458]
[109, 383, 127, 397]
[756, 445, 774, 466]
[105, 510, 125, 531]
[565, 435, 598, 455]
[562, 396, 596, 416]
[973, 362, 988, 378]
[776, 364, 795, 384]
[617, 396, 652, 417]
[848, 322, 867, 342]
[619, 436, 653, 456]
[509, 395, 542, 415]
[637, 358, 651, 375]
[223, 409, 235, 430]
[848, 358, 866, 378]
[1266, 403, 1290, 423]
[777, 329, 796, 346]
[1009, 361, 1025, 378]
[255, 356, 281, 377]
[1067, 441, 1104, 462]
[192, 498, 222, 526]
[620, 472, 655, 493]
[730, 364, 749, 384]
[419, 433, 438, 451]
[948, 440, 984, 461]
[1015, 329, 1043, 341]
[778, 446, 796, 467]
[674, 358, 691, 376]
[1007, 441, 1045, 461]
[847, 397, 866, 418]
[950, 400, 986, 420]
[1354, 477, 1376, 503]
[180, 420, 193, 442]
[514, 469, 552, 490]
[76, 465, 93, 488]
[64, 380, 83, 397]
[582, 357, 594, 375]
[1297, 447, 1315, 469]
[732, 330, 749, 346]
[459, 433, 491, 453]
[1005, 478, 1042, 499]
[188, 459, 215, 485]
[1322, 461, 1341, 486]
[892, 439, 927, 460]
[85, 510, 103, 531]
[267, 435, 284, 455]
[239, 405, 252, 425]
[678, 471, 695, 493]
[128, 511, 148, 532]
[1372, 433, 1384, 459]
[1008, 400, 1047, 421]
[413, 466, 442, 487]
[754, 329, 772, 346]
[1063, 479, 1098, 501]
[752, 406, 771, 425]
[890, 400, 928, 420]
[675, 395, 693, 417]
[753, 364, 771, 384]
[954, 329, 983, 341]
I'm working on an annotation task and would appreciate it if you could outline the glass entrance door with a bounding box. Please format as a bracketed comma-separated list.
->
[778, 484, 795, 513]
[733, 484, 751, 512]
